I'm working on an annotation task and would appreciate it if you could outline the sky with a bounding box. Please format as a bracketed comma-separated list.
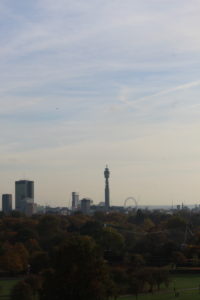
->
[1, 0, 200, 207]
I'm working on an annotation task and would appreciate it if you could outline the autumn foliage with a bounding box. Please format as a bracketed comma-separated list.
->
[0, 208, 199, 299]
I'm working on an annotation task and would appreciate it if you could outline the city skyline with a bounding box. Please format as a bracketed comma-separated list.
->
[1, 1, 200, 207]
[1, 163, 200, 209]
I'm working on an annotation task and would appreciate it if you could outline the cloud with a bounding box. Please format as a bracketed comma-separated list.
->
[1, 0, 200, 205]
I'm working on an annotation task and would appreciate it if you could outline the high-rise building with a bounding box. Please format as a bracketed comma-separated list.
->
[80, 198, 91, 215]
[104, 165, 110, 210]
[15, 180, 34, 212]
[72, 192, 79, 211]
[2, 194, 12, 214]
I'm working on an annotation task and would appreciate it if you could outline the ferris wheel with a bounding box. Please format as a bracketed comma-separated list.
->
[124, 197, 138, 210]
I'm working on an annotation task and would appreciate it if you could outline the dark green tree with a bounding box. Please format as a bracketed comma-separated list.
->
[30, 251, 49, 273]
[40, 235, 116, 300]
[10, 281, 34, 300]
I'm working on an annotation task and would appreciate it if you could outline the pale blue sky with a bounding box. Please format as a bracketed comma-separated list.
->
[1, 0, 200, 207]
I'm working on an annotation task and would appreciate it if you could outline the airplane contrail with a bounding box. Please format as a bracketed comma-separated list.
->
[121, 79, 200, 107]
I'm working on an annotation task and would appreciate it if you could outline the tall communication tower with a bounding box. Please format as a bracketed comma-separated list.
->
[104, 165, 110, 210]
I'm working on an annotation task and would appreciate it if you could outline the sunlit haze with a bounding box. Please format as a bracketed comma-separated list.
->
[1, 0, 200, 207]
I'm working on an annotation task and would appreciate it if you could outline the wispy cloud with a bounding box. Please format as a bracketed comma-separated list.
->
[1, 0, 200, 205]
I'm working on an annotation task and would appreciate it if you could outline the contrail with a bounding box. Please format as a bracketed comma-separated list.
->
[121, 79, 200, 107]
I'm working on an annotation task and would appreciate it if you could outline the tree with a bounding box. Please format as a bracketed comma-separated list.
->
[80, 221, 104, 239]
[10, 210, 25, 218]
[25, 238, 41, 255]
[166, 216, 186, 230]
[142, 218, 155, 231]
[171, 251, 187, 267]
[152, 267, 169, 290]
[37, 215, 60, 237]
[100, 227, 125, 257]
[40, 235, 116, 300]
[0, 242, 29, 274]
[10, 281, 34, 300]
[129, 275, 143, 299]
[111, 266, 128, 294]
[25, 274, 42, 298]
[135, 209, 145, 225]
[126, 253, 145, 271]
[30, 251, 49, 273]
[16, 227, 38, 243]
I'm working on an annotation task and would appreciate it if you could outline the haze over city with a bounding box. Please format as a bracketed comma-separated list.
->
[1, 0, 200, 207]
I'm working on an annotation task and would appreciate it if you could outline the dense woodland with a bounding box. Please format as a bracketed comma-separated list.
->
[0, 208, 200, 299]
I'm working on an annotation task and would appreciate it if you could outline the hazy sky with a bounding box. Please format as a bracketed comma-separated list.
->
[1, 0, 200, 207]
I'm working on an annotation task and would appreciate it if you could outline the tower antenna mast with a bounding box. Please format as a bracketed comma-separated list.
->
[104, 165, 110, 210]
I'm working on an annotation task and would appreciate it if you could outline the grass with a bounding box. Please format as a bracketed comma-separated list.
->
[120, 290, 200, 300]
[171, 274, 200, 289]
[1, 274, 200, 300]
[0, 278, 20, 297]
[119, 274, 200, 300]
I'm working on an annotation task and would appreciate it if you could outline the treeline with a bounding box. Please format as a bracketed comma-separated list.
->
[0, 208, 200, 299]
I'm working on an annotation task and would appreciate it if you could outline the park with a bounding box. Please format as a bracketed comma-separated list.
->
[0, 209, 200, 299]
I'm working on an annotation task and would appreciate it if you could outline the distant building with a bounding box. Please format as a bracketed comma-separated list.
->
[35, 205, 46, 214]
[15, 180, 34, 212]
[2, 194, 12, 214]
[25, 200, 37, 217]
[45, 206, 70, 215]
[80, 198, 91, 215]
[72, 192, 79, 211]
